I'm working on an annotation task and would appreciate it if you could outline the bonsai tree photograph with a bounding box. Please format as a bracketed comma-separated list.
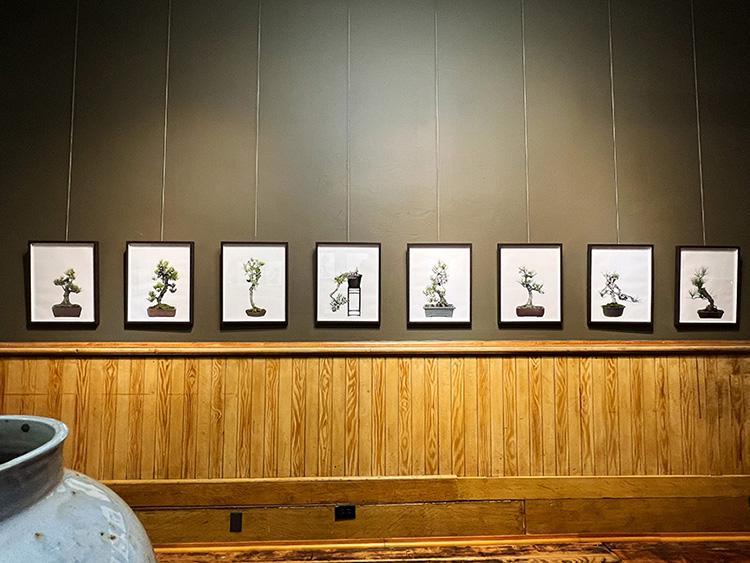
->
[515, 266, 545, 317]
[599, 271, 639, 318]
[51, 268, 82, 318]
[329, 269, 362, 315]
[147, 259, 179, 318]
[315, 243, 380, 326]
[689, 266, 724, 319]
[243, 258, 267, 317]
[423, 260, 455, 318]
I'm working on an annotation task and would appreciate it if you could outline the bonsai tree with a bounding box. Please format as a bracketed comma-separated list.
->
[599, 271, 638, 317]
[689, 267, 724, 318]
[243, 258, 266, 317]
[52, 268, 82, 317]
[329, 269, 360, 313]
[423, 260, 454, 317]
[147, 260, 179, 317]
[516, 266, 545, 317]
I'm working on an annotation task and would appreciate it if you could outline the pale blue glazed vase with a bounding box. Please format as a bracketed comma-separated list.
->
[0, 415, 155, 562]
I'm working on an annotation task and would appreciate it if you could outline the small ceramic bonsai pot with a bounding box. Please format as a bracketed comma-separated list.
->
[516, 305, 545, 317]
[0, 415, 155, 561]
[246, 307, 267, 317]
[147, 305, 176, 317]
[424, 304, 455, 318]
[697, 307, 724, 319]
[52, 304, 82, 317]
[602, 303, 625, 317]
[347, 273, 362, 289]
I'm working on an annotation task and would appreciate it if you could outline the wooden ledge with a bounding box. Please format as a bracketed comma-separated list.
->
[1, 340, 749, 357]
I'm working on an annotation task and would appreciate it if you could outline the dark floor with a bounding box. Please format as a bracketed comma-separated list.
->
[156, 540, 750, 562]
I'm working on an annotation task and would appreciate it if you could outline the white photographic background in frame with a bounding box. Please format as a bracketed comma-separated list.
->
[316, 244, 380, 323]
[222, 244, 286, 323]
[678, 248, 739, 324]
[408, 246, 471, 324]
[127, 243, 192, 323]
[499, 246, 561, 323]
[29, 243, 96, 323]
[589, 246, 652, 324]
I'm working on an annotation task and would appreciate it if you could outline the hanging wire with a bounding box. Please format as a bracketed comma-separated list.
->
[607, 0, 621, 244]
[64, 0, 80, 242]
[690, 0, 707, 246]
[159, 0, 172, 242]
[433, 3, 441, 241]
[520, 0, 530, 243]
[253, 0, 262, 239]
[346, 4, 352, 242]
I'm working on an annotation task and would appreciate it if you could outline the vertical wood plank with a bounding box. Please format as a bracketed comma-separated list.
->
[397, 358, 412, 475]
[249, 358, 266, 478]
[463, 357, 479, 476]
[489, 357, 505, 476]
[579, 356, 594, 476]
[666, 357, 684, 475]
[194, 359, 212, 479]
[276, 358, 293, 478]
[450, 358, 466, 476]
[126, 359, 144, 479]
[604, 357, 620, 475]
[154, 358, 173, 479]
[566, 357, 581, 476]
[424, 357, 439, 475]
[345, 357, 360, 475]
[641, 357, 658, 475]
[655, 357, 671, 475]
[554, 357, 569, 475]
[476, 357, 492, 477]
[303, 358, 319, 477]
[46, 359, 64, 420]
[437, 357, 453, 475]
[84, 360, 103, 478]
[99, 359, 118, 480]
[411, 357, 425, 475]
[616, 357, 632, 476]
[693, 356, 709, 475]
[317, 357, 333, 476]
[503, 358, 518, 476]
[371, 357, 386, 475]
[223, 358, 240, 479]
[384, 358, 400, 476]
[679, 356, 696, 475]
[703, 356, 721, 475]
[541, 357, 556, 476]
[236, 359, 253, 477]
[263, 358, 280, 478]
[358, 357, 372, 476]
[728, 357, 745, 475]
[290, 358, 306, 477]
[528, 357, 543, 476]
[330, 358, 346, 476]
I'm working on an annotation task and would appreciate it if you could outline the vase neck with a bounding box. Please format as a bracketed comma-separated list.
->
[0, 416, 67, 522]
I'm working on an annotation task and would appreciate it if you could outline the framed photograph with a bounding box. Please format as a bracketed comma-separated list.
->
[588, 244, 653, 327]
[125, 241, 194, 328]
[676, 246, 741, 328]
[27, 241, 99, 328]
[315, 242, 380, 326]
[498, 243, 562, 326]
[407, 243, 472, 327]
[221, 242, 288, 327]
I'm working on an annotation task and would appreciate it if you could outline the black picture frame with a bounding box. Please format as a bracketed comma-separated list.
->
[314, 242, 381, 328]
[406, 242, 472, 328]
[675, 245, 741, 330]
[587, 244, 654, 330]
[124, 241, 194, 330]
[220, 241, 289, 329]
[26, 240, 100, 329]
[497, 243, 563, 328]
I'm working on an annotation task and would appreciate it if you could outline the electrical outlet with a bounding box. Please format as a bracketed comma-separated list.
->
[229, 512, 243, 533]
[334, 504, 356, 521]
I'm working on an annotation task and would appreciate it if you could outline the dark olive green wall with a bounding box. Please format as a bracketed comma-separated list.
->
[1, 0, 748, 341]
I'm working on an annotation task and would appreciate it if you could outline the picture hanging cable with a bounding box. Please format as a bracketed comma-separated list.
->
[254, 0, 262, 240]
[607, 0, 621, 244]
[690, 0, 707, 246]
[520, 0, 530, 244]
[434, 3, 441, 241]
[64, 0, 80, 242]
[346, 4, 352, 243]
[159, 0, 172, 242]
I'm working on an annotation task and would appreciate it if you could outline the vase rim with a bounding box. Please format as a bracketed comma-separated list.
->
[0, 415, 68, 473]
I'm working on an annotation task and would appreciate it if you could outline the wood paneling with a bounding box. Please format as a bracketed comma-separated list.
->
[1, 347, 749, 480]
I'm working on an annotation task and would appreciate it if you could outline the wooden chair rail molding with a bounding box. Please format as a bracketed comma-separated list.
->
[1, 340, 750, 356]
